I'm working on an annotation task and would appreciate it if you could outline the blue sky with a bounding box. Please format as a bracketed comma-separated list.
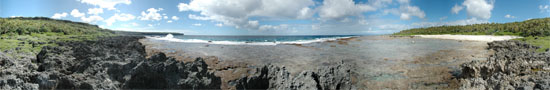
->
[1, 0, 549, 35]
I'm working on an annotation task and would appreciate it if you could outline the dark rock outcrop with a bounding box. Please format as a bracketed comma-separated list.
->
[234, 61, 353, 90]
[0, 52, 39, 90]
[0, 36, 352, 90]
[1, 36, 223, 89]
[459, 41, 550, 90]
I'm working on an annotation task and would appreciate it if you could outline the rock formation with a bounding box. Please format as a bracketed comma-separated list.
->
[234, 61, 353, 90]
[0, 36, 352, 89]
[459, 41, 550, 90]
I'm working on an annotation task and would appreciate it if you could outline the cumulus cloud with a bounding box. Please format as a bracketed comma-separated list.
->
[399, 5, 425, 20]
[383, 0, 425, 20]
[504, 14, 516, 18]
[411, 18, 488, 27]
[377, 24, 411, 31]
[51, 12, 68, 19]
[462, 0, 494, 19]
[167, 20, 173, 23]
[259, 24, 289, 31]
[80, 0, 131, 10]
[105, 13, 136, 26]
[171, 16, 179, 20]
[177, 0, 315, 30]
[139, 8, 164, 21]
[451, 4, 463, 14]
[540, 5, 550, 13]
[215, 23, 223, 27]
[131, 22, 139, 26]
[81, 15, 104, 23]
[192, 23, 202, 26]
[318, 0, 376, 20]
[70, 9, 85, 17]
[87, 8, 104, 15]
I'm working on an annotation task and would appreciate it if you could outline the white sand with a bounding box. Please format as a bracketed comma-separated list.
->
[414, 34, 522, 42]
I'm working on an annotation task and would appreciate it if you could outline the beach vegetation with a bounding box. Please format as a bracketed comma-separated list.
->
[394, 17, 550, 52]
[0, 17, 114, 57]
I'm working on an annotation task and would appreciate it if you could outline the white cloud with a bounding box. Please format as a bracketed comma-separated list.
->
[80, 0, 131, 10]
[192, 23, 202, 26]
[540, 5, 550, 13]
[51, 12, 68, 19]
[462, 0, 494, 19]
[215, 23, 223, 27]
[87, 8, 104, 15]
[382, 0, 425, 20]
[81, 15, 104, 23]
[105, 13, 136, 26]
[318, 0, 376, 20]
[396, 0, 409, 4]
[411, 18, 488, 27]
[370, 0, 392, 8]
[504, 14, 516, 18]
[399, 5, 425, 20]
[259, 24, 289, 31]
[70, 9, 85, 18]
[377, 24, 411, 31]
[311, 24, 320, 30]
[439, 16, 448, 21]
[163, 16, 168, 19]
[171, 16, 179, 20]
[139, 8, 164, 21]
[167, 20, 173, 23]
[177, 0, 315, 30]
[451, 4, 463, 14]
[131, 22, 139, 26]
[147, 24, 153, 27]
[187, 14, 210, 20]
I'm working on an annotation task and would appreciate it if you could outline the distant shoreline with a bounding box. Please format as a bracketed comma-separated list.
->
[411, 34, 522, 42]
[113, 30, 184, 36]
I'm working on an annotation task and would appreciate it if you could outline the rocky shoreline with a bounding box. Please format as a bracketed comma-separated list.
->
[459, 41, 550, 89]
[1, 36, 549, 89]
[0, 36, 352, 89]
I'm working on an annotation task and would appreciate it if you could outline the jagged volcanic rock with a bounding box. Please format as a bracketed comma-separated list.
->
[0, 36, 353, 90]
[459, 41, 550, 90]
[234, 61, 353, 90]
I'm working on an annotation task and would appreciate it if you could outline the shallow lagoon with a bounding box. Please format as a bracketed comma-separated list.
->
[141, 35, 490, 89]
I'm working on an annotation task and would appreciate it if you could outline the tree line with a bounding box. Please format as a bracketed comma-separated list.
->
[395, 18, 550, 37]
[0, 17, 112, 36]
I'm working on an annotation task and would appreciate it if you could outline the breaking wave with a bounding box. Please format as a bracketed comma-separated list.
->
[146, 34, 354, 45]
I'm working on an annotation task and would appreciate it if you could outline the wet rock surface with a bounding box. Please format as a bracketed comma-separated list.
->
[459, 41, 550, 90]
[0, 36, 352, 89]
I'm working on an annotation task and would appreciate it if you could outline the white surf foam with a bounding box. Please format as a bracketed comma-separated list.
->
[146, 34, 355, 45]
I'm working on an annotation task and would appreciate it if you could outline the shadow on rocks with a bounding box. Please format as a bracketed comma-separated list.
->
[459, 41, 550, 90]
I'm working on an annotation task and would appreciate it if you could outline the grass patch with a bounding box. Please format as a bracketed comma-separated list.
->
[514, 36, 550, 52]
[0, 17, 115, 58]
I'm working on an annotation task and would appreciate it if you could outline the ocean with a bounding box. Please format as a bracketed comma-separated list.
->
[146, 34, 357, 45]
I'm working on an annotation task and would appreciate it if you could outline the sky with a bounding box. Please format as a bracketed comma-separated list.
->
[1, 0, 550, 35]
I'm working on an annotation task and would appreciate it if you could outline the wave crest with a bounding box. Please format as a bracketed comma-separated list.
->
[146, 34, 354, 45]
